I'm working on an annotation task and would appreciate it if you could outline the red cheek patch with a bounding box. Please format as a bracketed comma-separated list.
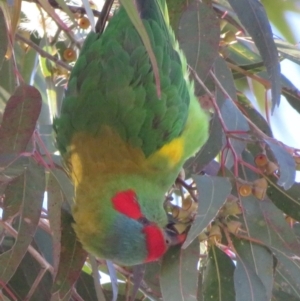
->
[143, 225, 167, 262]
[112, 189, 143, 219]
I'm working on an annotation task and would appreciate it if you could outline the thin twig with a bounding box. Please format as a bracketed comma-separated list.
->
[0, 220, 54, 275]
[15, 33, 72, 71]
[36, 0, 82, 49]
[209, 69, 270, 140]
[25, 268, 48, 301]
[226, 61, 270, 89]
[95, 0, 114, 34]
[45, 0, 102, 17]
[108, 263, 162, 300]
[175, 177, 198, 203]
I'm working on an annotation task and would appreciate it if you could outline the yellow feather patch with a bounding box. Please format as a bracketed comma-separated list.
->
[152, 137, 184, 167]
[68, 127, 147, 187]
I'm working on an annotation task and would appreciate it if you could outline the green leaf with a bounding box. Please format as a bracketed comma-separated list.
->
[47, 172, 64, 275]
[241, 195, 300, 257]
[76, 271, 100, 301]
[228, 0, 281, 110]
[227, 41, 263, 68]
[214, 56, 250, 169]
[161, 239, 200, 301]
[183, 175, 232, 248]
[214, 56, 237, 102]
[272, 289, 300, 301]
[14, 41, 37, 84]
[233, 239, 274, 300]
[7, 250, 52, 301]
[0, 8, 8, 70]
[202, 246, 235, 301]
[51, 209, 87, 299]
[143, 262, 162, 297]
[274, 252, 300, 298]
[0, 85, 42, 156]
[264, 139, 296, 190]
[0, 159, 45, 283]
[237, 94, 273, 137]
[2, 174, 24, 221]
[184, 112, 223, 177]
[266, 177, 300, 222]
[275, 39, 300, 65]
[178, 0, 220, 96]
[50, 164, 74, 207]
[234, 255, 268, 301]
[219, 99, 249, 169]
[281, 83, 300, 115]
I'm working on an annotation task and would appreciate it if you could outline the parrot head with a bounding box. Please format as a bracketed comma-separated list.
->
[107, 189, 185, 265]
[73, 188, 185, 266]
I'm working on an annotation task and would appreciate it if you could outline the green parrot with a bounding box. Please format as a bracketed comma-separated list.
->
[54, 0, 209, 265]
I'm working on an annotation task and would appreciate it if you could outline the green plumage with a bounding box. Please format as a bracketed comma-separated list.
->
[55, 0, 190, 158]
[54, 0, 209, 265]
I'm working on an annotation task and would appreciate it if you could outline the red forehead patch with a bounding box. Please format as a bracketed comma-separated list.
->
[143, 225, 167, 262]
[112, 189, 143, 219]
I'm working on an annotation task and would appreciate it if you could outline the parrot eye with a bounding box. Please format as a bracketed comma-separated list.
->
[165, 238, 171, 245]
[163, 227, 186, 246]
[137, 216, 150, 226]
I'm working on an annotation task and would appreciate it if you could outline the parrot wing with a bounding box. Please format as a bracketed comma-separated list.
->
[54, 0, 191, 160]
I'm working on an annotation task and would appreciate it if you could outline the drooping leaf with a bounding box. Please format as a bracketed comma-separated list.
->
[51, 209, 87, 299]
[14, 41, 37, 85]
[272, 289, 300, 301]
[0, 85, 42, 156]
[266, 177, 300, 222]
[273, 252, 300, 298]
[214, 56, 250, 169]
[214, 56, 237, 103]
[237, 94, 273, 137]
[106, 260, 118, 301]
[50, 166, 74, 207]
[0, 8, 8, 70]
[227, 41, 263, 69]
[183, 175, 232, 248]
[6, 250, 52, 301]
[161, 240, 200, 301]
[2, 174, 24, 221]
[76, 271, 100, 301]
[184, 112, 223, 177]
[233, 239, 274, 300]
[89, 255, 107, 301]
[202, 246, 235, 301]
[264, 139, 296, 190]
[241, 195, 300, 257]
[178, 0, 220, 96]
[132, 264, 146, 301]
[47, 172, 64, 276]
[281, 77, 300, 114]
[143, 261, 162, 297]
[234, 255, 268, 301]
[0, 159, 45, 283]
[275, 39, 300, 65]
[228, 0, 281, 110]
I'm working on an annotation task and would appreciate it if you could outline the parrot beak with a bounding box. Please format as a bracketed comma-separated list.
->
[164, 227, 187, 246]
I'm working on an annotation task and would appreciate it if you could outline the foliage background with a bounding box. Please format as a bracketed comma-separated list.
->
[1, 0, 300, 300]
